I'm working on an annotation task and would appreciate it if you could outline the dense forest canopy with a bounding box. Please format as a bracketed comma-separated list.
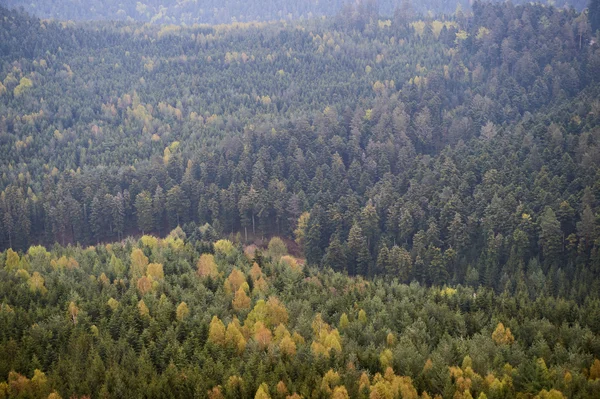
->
[4, 0, 590, 25]
[1, 0, 600, 397]
[1, 1, 600, 298]
[0, 234, 600, 398]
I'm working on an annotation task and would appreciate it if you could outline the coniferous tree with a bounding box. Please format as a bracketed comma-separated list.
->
[347, 222, 371, 276]
[166, 185, 190, 228]
[539, 207, 563, 269]
[135, 191, 154, 234]
[323, 234, 347, 273]
[153, 186, 166, 234]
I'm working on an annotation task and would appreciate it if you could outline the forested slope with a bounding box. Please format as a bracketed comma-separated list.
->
[4, 0, 591, 25]
[1, 2, 600, 300]
[1, 1, 600, 398]
[0, 234, 599, 398]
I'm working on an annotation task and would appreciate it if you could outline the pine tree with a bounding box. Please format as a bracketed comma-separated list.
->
[305, 206, 326, 265]
[577, 205, 596, 253]
[347, 222, 370, 275]
[390, 245, 412, 282]
[324, 234, 347, 272]
[166, 185, 190, 228]
[448, 212, 468, 251]
[360, 201, 379, 251]
[539, 207, 563, 268]
[90, 196, 103, 242]
[239, 185, 260, 239]
[398, 209, 414, 244]
[153, 186, 165, 234]
[134, 191, 154, 234]
[413, 256, 426, 284]
[428, 246, 448, 286]
[376, 244, 390, 275]
[112, 193, 125, 240]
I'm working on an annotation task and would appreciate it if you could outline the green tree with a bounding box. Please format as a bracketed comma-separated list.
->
[135, 191, 154, 234]
[389, 245, 412, 282]
[324, 234, 347, 272]
[347, 222, 370, 275]
[166, 185, 190, 228]
[376, 244, 390, 275]
[153, 186, 166, 234]
[539, 207, 563, 268]
[360, 201, 379, 251]
[112, 193, 125, 240]
[305, 206, 326, 265]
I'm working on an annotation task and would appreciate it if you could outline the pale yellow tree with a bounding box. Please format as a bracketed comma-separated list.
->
[176, 302, 189, 321]
[197, 254, 218, 278]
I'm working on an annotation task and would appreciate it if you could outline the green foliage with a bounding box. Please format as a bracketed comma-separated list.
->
[0, 239, 596, 397]
[267, 237, 287, 260]
[13, 77, 32, 97]
[0, 2, 598, 397]
[0, 4, 598, 305]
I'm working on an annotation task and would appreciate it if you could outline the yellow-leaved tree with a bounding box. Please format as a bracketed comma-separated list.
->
[214, 239, 235, 257]
[379, 349, 393, 370]
[225, 322, 246, 354]
[197, 253, 218, 278]
[245, 297, 289, 329]
[5, 249, 20, 271]
[137, 276, 153, 295]
[67, 302, 79, 325]
[28, 272, 47, 295]
[266, 297, 288, 326]
[255, 383, 271, 399]
[138, 300, 150, 317]
[589, 358, 600, 380]
[294, 212, 310, 248]
[225, 268, 246, 294]
[13, 77, 33, 97]
[207, 386, 224, 399]
[147, 263, 164, 280]
[249, 262, 263, 281]
[310, 313, 342, 358]
[276, 381, 288, 396]
[332, 386, 350, 399]
[339, 313, 349, 329]
[232, 287, 251, 311]
[492, 322, 514, 345]
[176, 302, 189, 321]
[254, 321, 272, 350]
[107, 298, 119, 311]
[208, 316, 226, 346]
[130, 248, 149, 279]
[320, 370, 340, 396]
[274, 324, 297, 356]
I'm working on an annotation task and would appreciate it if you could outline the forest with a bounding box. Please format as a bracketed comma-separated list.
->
[0, 0, 600, 397]
[1, 234, 600, 398]
[4, 0, 590, 25]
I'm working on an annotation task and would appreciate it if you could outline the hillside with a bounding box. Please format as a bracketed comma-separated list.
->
[0, 234, 599, 398]
[0, 1, 600, 397]
[3, 0, 589, 25]
[1, 3, 600, 299]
